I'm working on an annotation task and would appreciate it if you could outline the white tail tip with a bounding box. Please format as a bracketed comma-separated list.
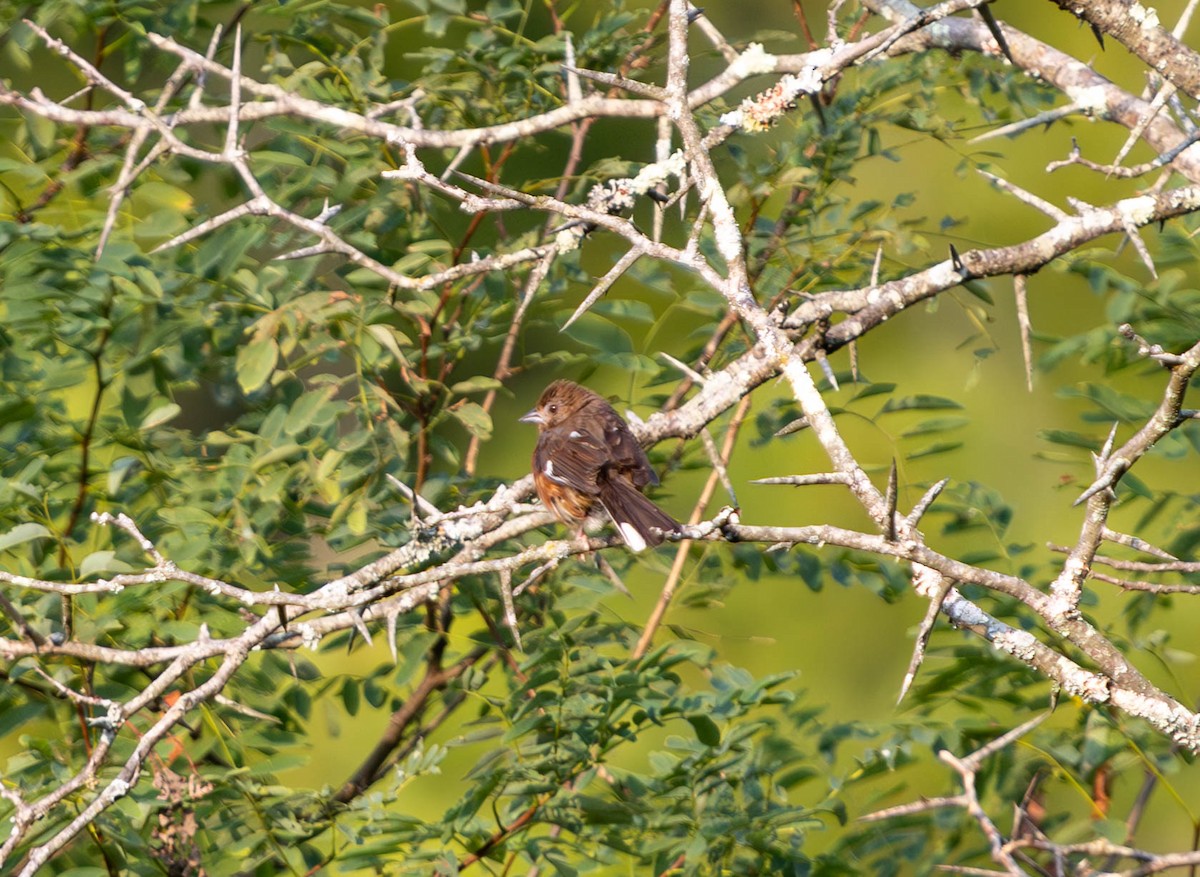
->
[616, 521, 647, 552]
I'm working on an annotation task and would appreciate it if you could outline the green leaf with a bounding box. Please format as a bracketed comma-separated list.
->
[366, 324, 412, 368]
[906, 440, 963, 460]
[962, 280, 994, 304]
[106, 457, 142, 495]
[236, 338, 279, 394]
[252, 150, 312, 170]
[341, 679, 361, 716]
[450, 402, 493, 439]
[346, 498, 368, 535]
[902, 416, 969, 437]
[80, 550, 135, 578]
[0, 523, 51, 553]
[1039, 429, 1100, 450]
[686, 714, 721, 746]
[850, 382, 897, 401]
[562, 312, 632, 353]
[140, 403, 181, 430]
[450, 376, 502, 394]
[879, 395, 963, 413]
[409, 238, 454, 255]
[284, 387, 338, 435]
[253, 443, 305, 471]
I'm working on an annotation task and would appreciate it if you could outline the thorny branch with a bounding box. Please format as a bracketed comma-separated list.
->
[3, 1, 1200, 873]
[862, 707, 1200, 876]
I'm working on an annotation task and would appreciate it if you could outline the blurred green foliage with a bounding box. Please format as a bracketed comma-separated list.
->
[1, 0, 1199, 874]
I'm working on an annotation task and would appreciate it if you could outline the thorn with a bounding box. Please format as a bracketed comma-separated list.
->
[349, 608, 373, 647]
[660, 350, 707, 384]
[885, 459, 898, 542]
[906, 477, 950, 527]
[977, 4, 1014, 64]
[386, 606, 401, 664]
[870, 244, 884, 286]
[315, 199, 343, 224]
[547, 218, 593, 236]
[387, 473, 440, 523]
[595, 554, 632, 597]
[498, 570, 523, 651]
[897, 572, 953, 704]
[1090, 22, 1105, 50]
[1099, 422, 1119, 463]
[948, 243, 967, 277]
[775, 416, 810, 437]
[816, 350, 839, 391]
[1014, 274, 1034, 393]
[1073, 461, 1124, 507]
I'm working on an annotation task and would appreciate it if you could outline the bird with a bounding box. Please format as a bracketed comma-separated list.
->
[519, 380, 680, 552]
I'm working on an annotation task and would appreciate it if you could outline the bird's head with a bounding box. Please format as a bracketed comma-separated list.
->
[519, 380, 597, 429]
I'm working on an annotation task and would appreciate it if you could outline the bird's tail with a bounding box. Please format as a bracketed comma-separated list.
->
[597, 479, 680, 552]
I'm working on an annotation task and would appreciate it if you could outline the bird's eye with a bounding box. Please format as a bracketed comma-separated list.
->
[548, 404, 558, 414]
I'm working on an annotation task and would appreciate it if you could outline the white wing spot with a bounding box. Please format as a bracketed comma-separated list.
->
[543, 459, 569, 484]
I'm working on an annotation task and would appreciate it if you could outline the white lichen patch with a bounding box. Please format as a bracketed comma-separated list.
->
[1118, 195, 1157, 226]
[728, 42, 777, 78]
[1130, 3, 1160, 29]
[583, 151, 688, 219]
[720, 60, 828, 132]
[298, 622, 321, 651]
[632, 150, 686, 190]
[911, 564, 943, 598]
[719, 108, 745, 128]
[1070, 84, 1109, 115]
[993, 627, 1041, 664]
[555, 226, 584, 252]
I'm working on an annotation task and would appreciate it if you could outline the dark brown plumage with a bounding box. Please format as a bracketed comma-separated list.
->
[519, 380, 679, 551]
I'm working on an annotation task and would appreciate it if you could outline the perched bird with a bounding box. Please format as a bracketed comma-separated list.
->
[520, 380, 680, 551]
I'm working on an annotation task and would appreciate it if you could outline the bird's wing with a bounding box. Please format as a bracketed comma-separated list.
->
[533, 425, 609, 496]
[598, 409, 658, 488]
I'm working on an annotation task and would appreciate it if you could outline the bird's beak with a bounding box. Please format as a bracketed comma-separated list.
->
[519, 408, 543, 425]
